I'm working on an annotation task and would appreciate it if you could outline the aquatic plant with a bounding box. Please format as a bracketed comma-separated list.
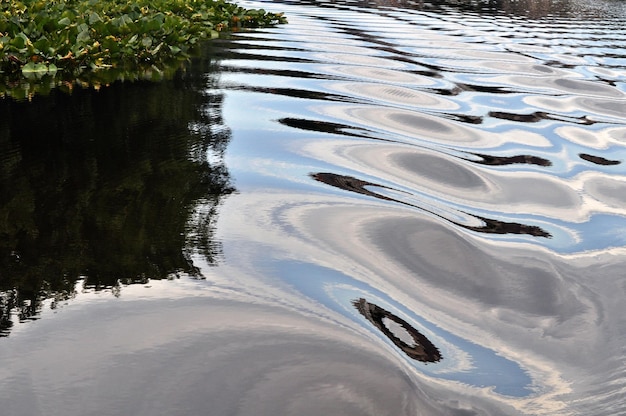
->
[0, 0, 286, 97]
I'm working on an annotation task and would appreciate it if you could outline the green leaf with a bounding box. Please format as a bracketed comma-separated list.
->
[89, 12, 102, 25]
[120, 14, 134, 27]
[11, 33, 29, 49]
[21, 61, 48, 78]
[1, 0, 288, 95]
[77, 30, 91, 43]
[150, 42, 163, 55]
[33, 37, 51, 53]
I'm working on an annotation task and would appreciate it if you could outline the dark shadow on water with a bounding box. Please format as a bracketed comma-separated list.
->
[0, 46, 233, 337]
[468, 152, 552, 167]
[281, 117, 553, 168]
[280, 117, 370, 138]
[353, 298, 442, 363]
[296, 0, 611, 19]
[312, 172, 551, 237]
[489, 111, 595, 126]
[579, 153, 621, 166]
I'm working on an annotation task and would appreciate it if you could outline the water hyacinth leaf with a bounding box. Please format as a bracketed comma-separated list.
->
[57, 17, 72, 27]
[21, 61, 48, 78]
[120, 14, 134, 27]
[102, 36, 120, 52]
[151, 42, 163, 55]
[142, 13, 165, 31]
[77, 30, 90, 43]
[60, 10, 76, 21]
[89, 12, 102, 25]
[33, 37, 51, 54]
[11, 33, 29, 49]
[1, 0, 287, 95]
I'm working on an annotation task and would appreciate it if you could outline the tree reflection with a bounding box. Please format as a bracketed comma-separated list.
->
[0, 45, 233, 337]
[312, 172, 551, 238]
[353, 298, 441, 363]
[346, 0, 578, 18]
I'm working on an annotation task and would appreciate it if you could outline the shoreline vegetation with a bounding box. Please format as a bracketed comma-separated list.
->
[0, 0, 287, 99]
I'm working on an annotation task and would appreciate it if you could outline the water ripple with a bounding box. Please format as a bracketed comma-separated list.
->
[216, 0, 626, 413]
[311, 171, 552, 238]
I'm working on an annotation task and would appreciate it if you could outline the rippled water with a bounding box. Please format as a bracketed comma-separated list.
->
[2, 0, 626, 415]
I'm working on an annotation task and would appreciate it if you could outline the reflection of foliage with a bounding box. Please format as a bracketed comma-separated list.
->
[353, 298, 441, 363]
[312, 172, 551, 238]
[345, 0, 576, 18]
[0, 45, 233, 336]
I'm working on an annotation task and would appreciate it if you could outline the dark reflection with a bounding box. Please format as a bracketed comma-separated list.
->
[305, 0, 596, 19]
[0, 46, 233, 336]
[220, 62, 335, 80]
[430, 0, 582, 18]
[230, 85, 358, 103]
[353, 298, 441, 363]
[469, 152, 552, 167]
[280, 117, 369, 138]
[444, 113, 483, 125]
[579, 153, 621, 166]
[312, 172, 551, 237]
[283, 116, 551, 167]
[489, 111, 545, 123]
[489, 111, 595, 125]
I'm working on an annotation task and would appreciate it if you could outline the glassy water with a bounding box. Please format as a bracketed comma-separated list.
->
[1, 0, 626, 415]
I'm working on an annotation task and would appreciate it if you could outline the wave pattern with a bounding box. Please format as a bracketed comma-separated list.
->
[213, 0, 626, 414]
[220, 0, 626, 254]
[2, 2, 626, 415]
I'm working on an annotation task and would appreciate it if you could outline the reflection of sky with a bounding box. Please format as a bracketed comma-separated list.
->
[277, 260, 534, 397]
[222, 46, 626, 256]
[228, 135, 626, 255]
[215, 3, 626, 411]
[4, 0, 626, 415]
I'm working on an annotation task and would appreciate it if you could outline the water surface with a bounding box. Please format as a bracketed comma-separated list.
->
[1, 0, 626, 415]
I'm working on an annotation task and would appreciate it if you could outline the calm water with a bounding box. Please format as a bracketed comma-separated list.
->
[2, 0, 626, 414]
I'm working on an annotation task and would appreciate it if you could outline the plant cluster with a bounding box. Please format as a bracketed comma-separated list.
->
[0, 0, 286, 92]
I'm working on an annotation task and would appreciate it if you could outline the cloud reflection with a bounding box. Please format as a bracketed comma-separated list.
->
[0, 290, 522, 416]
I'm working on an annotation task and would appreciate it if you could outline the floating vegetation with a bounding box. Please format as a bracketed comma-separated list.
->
[0, 0, 287, 98]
